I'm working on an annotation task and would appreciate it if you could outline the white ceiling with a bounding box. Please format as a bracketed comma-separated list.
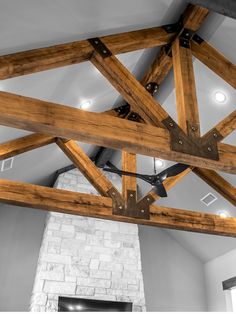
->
[0, 0, 235, 261]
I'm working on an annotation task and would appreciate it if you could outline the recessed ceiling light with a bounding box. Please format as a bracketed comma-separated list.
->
[154, 158, 165, 169]
[217, 210, 229, 218]
[80, 100, 91, 110]
[214, 91, 227, 104]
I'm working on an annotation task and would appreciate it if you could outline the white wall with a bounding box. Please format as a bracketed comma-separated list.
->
[204, 248, 236, 311]
[0, 203, 46, 311]
[139, 225, 207, 311]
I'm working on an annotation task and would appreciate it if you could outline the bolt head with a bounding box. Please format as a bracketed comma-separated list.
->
[103, 50, 107, 54]
[147, 198, 150, 201]
[178, 140, 183, 145]
[207, 146, 212, 152]
[130, 194, 133, 197]
[141, 209, 144, 213]
[213, 133, 218, 138]
[112, 192, 115, 195]
[169, 122, 174, 127]
[119, 206, 122, 210]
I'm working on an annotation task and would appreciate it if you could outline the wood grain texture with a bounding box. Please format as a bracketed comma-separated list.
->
[183, 4, 209, 31]
[0, 91, 235, 173]
[141, 48, 173, 86]
[90, 52, 168, 127]
[122, 151, 137, 200]
[150, 205, 236, 237]
[192, 39, 236, 89]
[0, 179, 112, 216]
[204, 109, 236, 140]
[0, 133, 55, 160]
[193, 168, 236, 207]
[57, 139, 119, 197]
[141, 4, 209, 87]
[172, 38, 200, 136]
[1, 178, 236, 237]
[0, 27, 173, 80]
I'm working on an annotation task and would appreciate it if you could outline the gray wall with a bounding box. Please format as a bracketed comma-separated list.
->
[0, 203, 46, 311]
[204, 248, 236, 311]
[139, 226, 207, 311]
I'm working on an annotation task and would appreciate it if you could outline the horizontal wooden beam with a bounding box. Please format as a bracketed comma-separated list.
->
[193, 168, 236, 207]
[0, 26, 174, 80]
[1, 178, 236, 237]
[0, 91, 236, 173]
[150, 205, 236, 237]
[0, 133, 55, 160]
[192, 36, 236, 89]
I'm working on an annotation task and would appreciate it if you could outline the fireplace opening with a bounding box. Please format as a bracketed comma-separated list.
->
[58, 296, 133, 312]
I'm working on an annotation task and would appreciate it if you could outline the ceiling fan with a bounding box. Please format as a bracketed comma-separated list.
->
[102, 162, 189, 197]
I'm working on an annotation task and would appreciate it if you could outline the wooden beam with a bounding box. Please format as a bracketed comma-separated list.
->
[90, 52, 168, 128]
[0, 26, 174, 80]
[1, 178, 236, 237]
[141, 3, 209, 87]
[0, 91, 236, 173]
[122, 151, 137, 200]
[0, 133, 55, 160]
[0, 178, 112, 216]
[182, 4, 209, 31]
[56, 139, 120, 197]
[192, 36, 236, 89]
[172, 38, 200, 137]
[193, 168, 236, 207]
[150, 205, 236, 237]
[204, 109, 236, 141]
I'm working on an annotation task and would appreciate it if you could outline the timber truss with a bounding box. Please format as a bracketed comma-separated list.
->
[0, 4, 236, 237]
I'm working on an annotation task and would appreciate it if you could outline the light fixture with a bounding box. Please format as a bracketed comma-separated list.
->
[217, 210, 230, 218]
[213, 90, 227, 104]
[80, 100, 91, 110]
[154, 158, 165, 170]
[76, 305, 83, 310]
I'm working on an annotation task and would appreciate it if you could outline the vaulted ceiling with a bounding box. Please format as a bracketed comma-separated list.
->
[0, 0, 235, 260]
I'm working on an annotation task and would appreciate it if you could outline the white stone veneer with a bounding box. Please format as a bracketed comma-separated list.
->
[30, 168, 146, 311]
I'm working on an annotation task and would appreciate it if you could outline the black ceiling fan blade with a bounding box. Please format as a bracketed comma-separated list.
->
[158, 163, 189, 181]
[103, 167, 141, 179]
[152, 183, 167, 197]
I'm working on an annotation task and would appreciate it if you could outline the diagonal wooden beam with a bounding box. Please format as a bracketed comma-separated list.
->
[1, 178, 236, 237]
[0, 91, 236, 173]
[90, 51, 169, 128]
[203, 109, 236, 141]
[56, 138, 121, 198]
[193, 168, 236, 207]
[0, 133, 55, 160]
[172, 37, 200, 137]
[0, 26, 174, 80]
[191, 35, 236, 89]
[141, 3, 209, 87]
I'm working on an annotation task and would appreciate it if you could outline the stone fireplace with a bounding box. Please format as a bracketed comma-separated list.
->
[30, 168, 146, 311]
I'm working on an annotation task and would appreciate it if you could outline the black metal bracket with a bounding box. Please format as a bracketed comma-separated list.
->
[192, 33, 204, 45]
[179, 28, 195, 48]
[145, 82, 159, 96]
[111, 190, 150, 220]
[114, 103, 130, 118]
[88, 37, 112, 58]
[162, 117, 221, 161]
